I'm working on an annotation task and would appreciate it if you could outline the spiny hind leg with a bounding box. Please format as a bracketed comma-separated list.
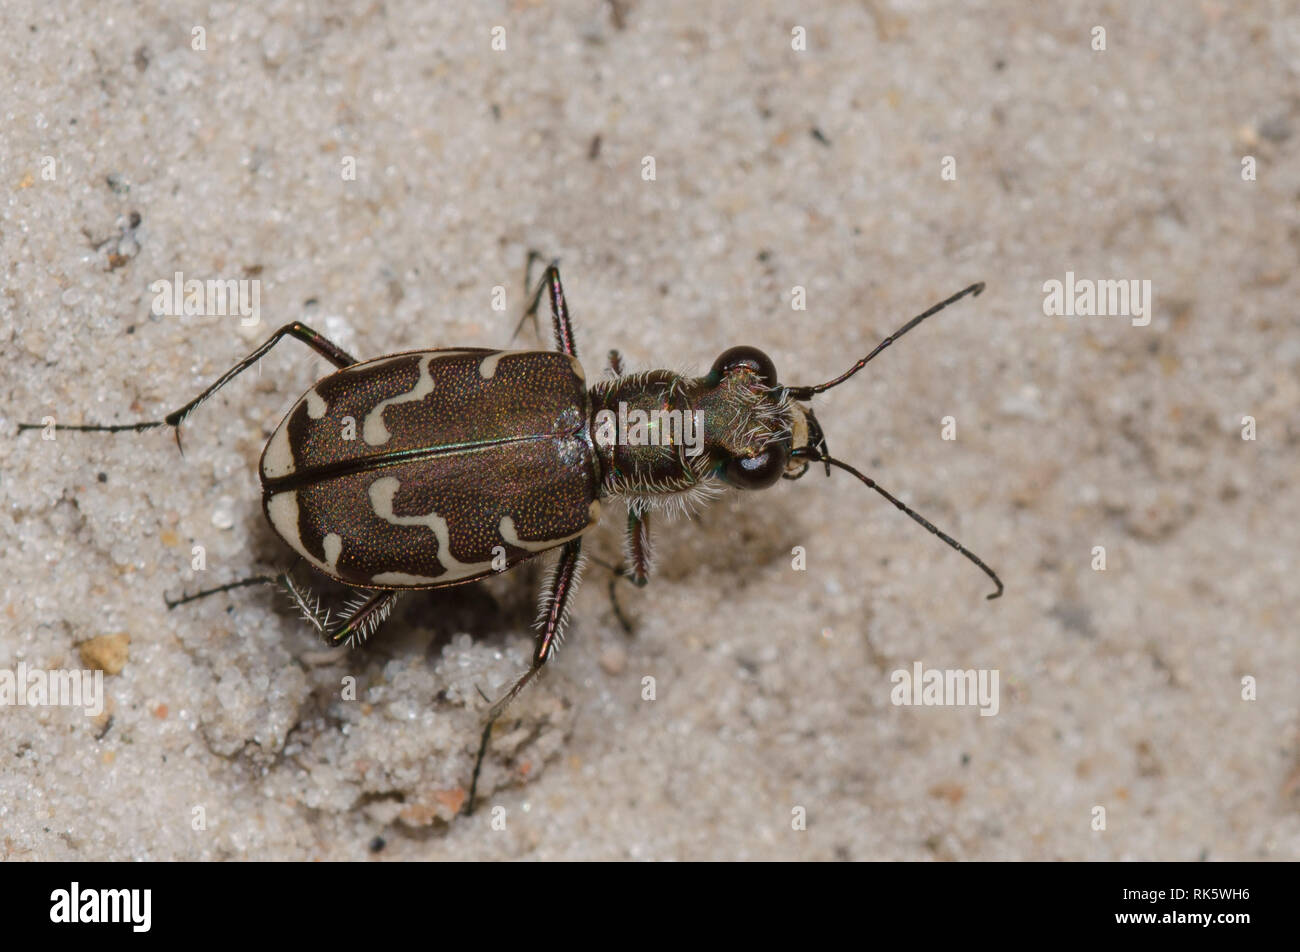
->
[467, 538, 584, 814]
[277, 573, 399, 647]
[327, 589, 401, 648]
[166, 569, 399, 648]
[165, 569, 326, 631]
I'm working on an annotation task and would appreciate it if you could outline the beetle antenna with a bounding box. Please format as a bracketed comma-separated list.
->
[785, 282, 984, 400]
[794, 448, 1003, 600]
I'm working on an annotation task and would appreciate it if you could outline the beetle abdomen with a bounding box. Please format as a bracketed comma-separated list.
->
[259, 348, 600, 588]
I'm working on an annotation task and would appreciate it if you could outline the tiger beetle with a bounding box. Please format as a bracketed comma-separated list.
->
[20, 254, 1002, 813]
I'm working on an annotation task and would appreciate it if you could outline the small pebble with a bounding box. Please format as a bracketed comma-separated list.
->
[212, 498, 235, 530]
[599, 645, 626, 676]
[79, 633, 130, 675]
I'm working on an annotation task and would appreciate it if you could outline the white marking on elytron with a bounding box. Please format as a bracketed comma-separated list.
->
[477, 350, 526, 380]
[267, 492, 347, 578]
[267, 492, 304, 556]
[371, 570, 438, 586]
[363, 354, 436, 446]
[262, 422, 296, 478]
[322, 533, 342, 572]
[499, 499, 601, 551]
[368, 476, 493, 581]
[366, 480, 600, 583]
[305, 388, 328, 419]
[478, 350, 587, 383]
[351, 353, 411, 373]
[354, 350, 482, 446]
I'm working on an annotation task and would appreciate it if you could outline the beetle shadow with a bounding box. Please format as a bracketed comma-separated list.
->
[650, 492, 802, 586]
[395, 562, 544, 659]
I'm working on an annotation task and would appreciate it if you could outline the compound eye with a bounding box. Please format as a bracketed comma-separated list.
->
[709, 346, 778, 388]
[723, 445, 788, 490]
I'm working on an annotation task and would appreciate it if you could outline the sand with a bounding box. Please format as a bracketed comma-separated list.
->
[2, 0, 1296, 860]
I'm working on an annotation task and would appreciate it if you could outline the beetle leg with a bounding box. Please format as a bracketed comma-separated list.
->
[467, 538, 584, 814]
[623, 508, 652, 587]
[607, 348, 624, 375]
[330, 589, 401, 648]
[170, 570, 398, 648]
[605, 574, 634, 635]
[542, 264, 577, 358]
[576, 553, 637, 634]
[592, 508, 653, 636]
[164, 573, 281, 609]
[277, 572, 338, 640]
[493, 538, 584, 720]
[509, 254, 577, 358]
[160, 322, 358, 432]
[509, 249, 549, 345]
[20, 322, 358, 447]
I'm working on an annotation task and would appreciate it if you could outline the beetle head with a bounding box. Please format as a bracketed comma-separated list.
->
[698, 345, 795, 490]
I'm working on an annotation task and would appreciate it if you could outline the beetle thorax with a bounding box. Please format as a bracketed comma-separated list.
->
[589, 368, 795, 514]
